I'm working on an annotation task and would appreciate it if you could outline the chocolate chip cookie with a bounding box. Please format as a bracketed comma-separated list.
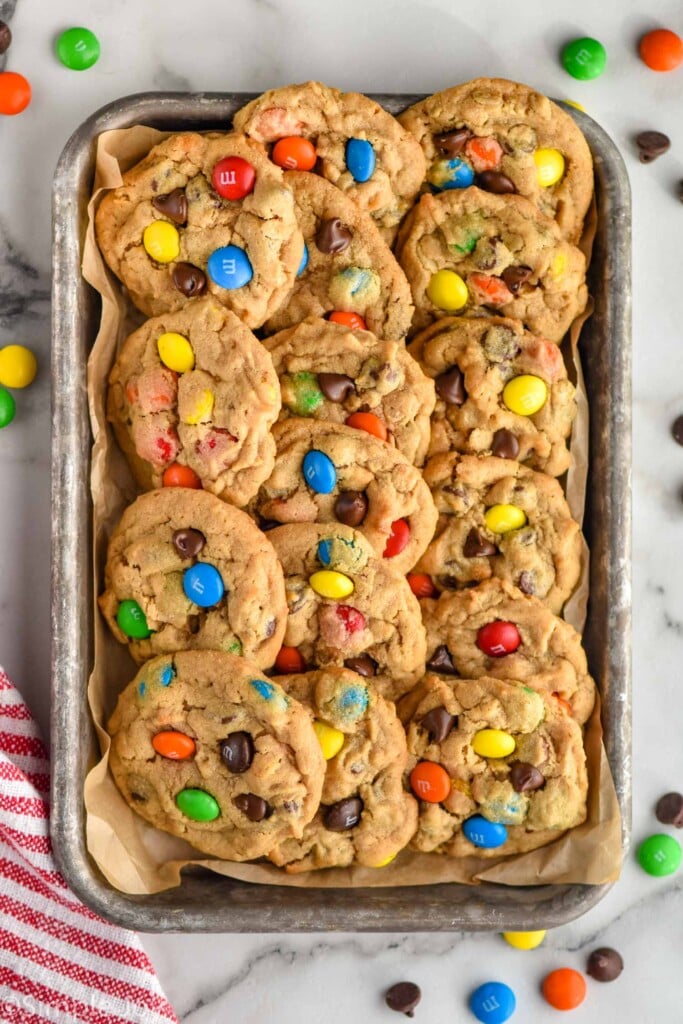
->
[268, 523, 426, 700]
[422, 579, 596, 724]
[267, 667, 418, 870]
[95, 131, 303, 326]
[399, 673, 588, 856]
[396, 187, 587, 341]
[264, 316, 435, 465]
[252, 419, 438, 574]
[399, 78, 593, 243]
[233, 81, 425, 242]
[415, 453, 582, 613]
[108, 651, 325, 861]
[99, 488, 287, 666]
[263, 171, 414, 340]
[408, 315, 576, 475]
[107, 297, 280, 504]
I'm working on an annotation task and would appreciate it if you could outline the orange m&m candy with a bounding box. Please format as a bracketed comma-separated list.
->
[152, 731, 196, 760]
[409, 761, 451, 803]
[465, 136, 504, 171]
[162, 463, 202, 489]
[329, 311, 367, 330]
[272, 136, 317, 171]
[542, 968, 586, 1010]
[553, 692, 573, 715]
[345, 411, 388, 441]
[468, 273, 514, 307]
[639, 28, 683, 71]
[406, 573, 437, 599]
[274, 646, 306, 674]
[0, 71, 31, 115]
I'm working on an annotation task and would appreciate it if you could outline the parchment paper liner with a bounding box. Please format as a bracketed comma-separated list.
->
[82, 126, 621, 894]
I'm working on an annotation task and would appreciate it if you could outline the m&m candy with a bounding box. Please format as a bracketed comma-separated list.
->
[637, 833, 682, 876]
[383, 519, 410, 559]
[346, 138, 376, 182]
[207, 245, 253, 289]
[329, 311, 367, 330]
[56, 27, 100, 70]
[302, 449, 337, 494]
[183, 563, 225, 608]
[561, 36, 607, 80]
[211, 156, 256, 200]
[639, 28, 683, 72]
[469, 981, 516, 1024]
[176, 788, 220, 822]
[409, 761, 451, 803]
[116, 600, 151, 639]
[157, 333, 194, 373]
[182, 389, 214, 425]
[143, 221, 180, 263]
[345, 411, 388, 441]
[503, 375, 548, 415]
[0, 344, 37, 388]
[533, 149, 565, 188]
[297, 244, 309, 277]
[542, 968, 586, 1010]
[0, 387, 15, 428]
[472, 729, 516, 759]
[427, 158, 475, 191]
[484, 504, 527, 534]
[502, 930, 546, 950]
[162, 463, 201, 488]
[0, 71, 31, 115]
[274, 646, 305, 674]
[462, 815, 508, 849]
[427, 269, 469, 311]
[272, 136, 317, 171]
[407, 572, 437, 599]
[476, 621, 522, 657]
[313, 720, 345, 760]
[309, 570, 354, 600]
[152, 731, 196, 760]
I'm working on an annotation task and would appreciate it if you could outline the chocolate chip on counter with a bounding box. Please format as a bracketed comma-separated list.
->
[435, 365, 466, 405]
[318, 372, 355, 402]
[426, 644, 458, 676]
[233, 793, 270, 821]
[172, 262, 207, 297]
[335, 490, 369, 527]
[509, 761, 545, 792]
[491, 428, 520, 460]
[671, 415, 683, 446]
[476, 170, 517, 194]
[586, 947, 623, 982]
[463, 528, 497, 558]
[679, 180, 683, 204]
[344, 653, 377, 677]
[220, 732, 255, 774]
[636, 130, 670, 163]
[421, 705, 457, 743]
[385, 981, 422, 1017]
[0, 20, 11, 55]
[434, 128, 471, 157]
[323, 797, 363, 831]
[172, 528, 206, 559]
[655, 791, 683, 827]
[152, 187, 188, 224]
[315, 217, 353, 254]
[501, 265, 532, 294]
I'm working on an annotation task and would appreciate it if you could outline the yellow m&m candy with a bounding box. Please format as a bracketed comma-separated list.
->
[313, 720, 345, 760]
[183, 389, 214, 425]
[143, 220, 180, 263]
[309, 570, 354, 599]
[503, 375, 548, 416]
[372, 853, 397, 868]
[0, 345, 37, 388]
[472, 729, 516, 758]
[502, 930, 547, 950]
[484, 504, 527, 534]
[564, 100, 585, 112]
[534, 148, 565, 188]
[427, 269, 469, 311]
[157, 332, 195, 373]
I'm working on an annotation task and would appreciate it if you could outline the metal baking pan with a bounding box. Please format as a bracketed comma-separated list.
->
[51, 91, 631, 932]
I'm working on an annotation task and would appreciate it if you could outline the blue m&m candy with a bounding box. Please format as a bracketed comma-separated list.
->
[207, 245, 253, 289]
[302, 449, 337, 494]
[297, 243, 309, 277]
[427, 157, 475, 191]
[183, 563, 225, 607]
[317, 539, 333, 566]
[469, 981, 516, 1024]
[462, 815, 508, 849]
[346, 138, 376, 182]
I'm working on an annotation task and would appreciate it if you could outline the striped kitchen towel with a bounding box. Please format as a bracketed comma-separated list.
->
[0, 666, 179, 1024]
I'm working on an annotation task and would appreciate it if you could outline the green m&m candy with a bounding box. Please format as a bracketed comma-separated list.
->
[562, 37, 607, 80]
[116, 599, 151, 639]
[281, 372, 324, 415]
[56, 27, 100, 71]
[637, 833, 682, 877]
[176, 788, 220, 822]
[0, 387, 16, 428]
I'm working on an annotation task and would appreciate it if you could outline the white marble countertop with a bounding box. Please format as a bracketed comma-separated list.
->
[1, 0, 682, 1019]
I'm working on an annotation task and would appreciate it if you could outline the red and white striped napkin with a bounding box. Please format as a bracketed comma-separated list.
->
[0, 667, 179, 1024]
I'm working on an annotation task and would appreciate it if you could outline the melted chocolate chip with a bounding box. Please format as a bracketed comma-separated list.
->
[172, 528, 206, 559]
[421, 705, 457, 743]
[586, 948, 623, 983]
[491, 428, 520, 460]
[435, 365, 466, 405]
[315, 217, 353, 254]
[172, 262, 207, 297]
[501, 265, 532, 294]
[335, 490, 368, 527]
[463, 528, 497, 558]
[517, 571, 536, 595]
[233, 793, 270, 821]
[427, 644, 458, 676]
[152, 188, 188, 225]
[476, 170, 517, 194]
[318, 372, 355, 402]
[509, 762, 545, 793]
[636, 130, 670, 163]
[324, 797, 363, 831]
[655, 791, 683, 827]
[434, 128, 472, 157]
[220, 732, 254, 774]
[385, 982, 422, 1017]
[344, 653, 377, 677]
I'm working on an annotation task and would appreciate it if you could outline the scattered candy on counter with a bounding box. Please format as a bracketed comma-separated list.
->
[655, 791, 683, 826]
[0, 344, 37, 388]
[56, 27, 100, 71]
[384, 981, 422, 1017]
[639, 28, 683, 72]
[637, 833, 682, 876]
[0, 19, 11, 55]
[635, 130, 671, 163]
[586, 947, 623, 982]
[542, 967, 586, 1010]
[671, 416, 683, 447]
[0, 70, 31, 115]
[0, 387, 16, 429]
[501, 930, 546, 950]
[468, 981, 516, 1023]
[563, 99, 586, 112]
[561, 36, 607, 80]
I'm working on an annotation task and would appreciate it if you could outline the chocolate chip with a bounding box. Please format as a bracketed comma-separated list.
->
[318, 372, 355, 402]
[130, 791, 147, 802]
[152, 188, 188, 225]
[436, 575, 460, 591]
[501, 265, 532, 294]
[671, 415, 683, 446]
[636, 130, 670, 163]
[220, 732, 255, 774]
[335, 490, 368, 527]
[463, 528, 497, 558]
[476, 170, 517, 194]
[315, 217, 353, 254]
[655, 791, 683, 827]
[324, 797, 363, 831]
[421, 705, 457, 743]
[172, 262, 207, 297]
[258, 517, 280, 532]
[233, 793, 270, 821]
[0, 20, 11, 55]
[679, 180, 683, 204]
[434, 128, 471, 157]
[264, 617, 276, 638]
[586, 947, 623, 983]
[491, 428, 520, 460]
[172, 528, 206, 559]
[427, 644, 458, 676]
[435, 366, 466, 405]
[385, 981, 422, 1017]
[344, 653, 377, 677]
[517, 571, 536, 595]
[509, 762, 545, 793]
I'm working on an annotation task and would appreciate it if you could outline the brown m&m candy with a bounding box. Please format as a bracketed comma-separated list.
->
[385, 981, 422, 1017]
[324, 797, 363, 831]
[233, 793, 270, 821]
[334, 490, 368, 527]
[655, 791, 683, 827]
[0, 20, 11, 55]
[635, 130, 670, 163]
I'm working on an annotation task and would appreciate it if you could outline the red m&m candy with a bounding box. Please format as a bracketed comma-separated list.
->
[383, 519, 410, 559]
[212, 157, 256, 200]
[274, 646, 305, 674]
[476, 621, 521, 657]
[336, 605, 366, 634]
[407, 573, 437, 599]
[272, 136, 317, 171]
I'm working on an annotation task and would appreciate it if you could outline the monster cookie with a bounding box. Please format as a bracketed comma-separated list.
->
[108, 651, 325, 861]
[233, 81, 425, 242]
[422, 579, 596, 724]
[95, 131, 303, 325]
[99, 488, 287, 666]
[267, 668, 418, 871]
[107, 297, 280, 504]
[415, 453, 582, 613]
[399, 673, 588, 856]
[396, 187, 587, 341]
[399, 78, 593, 243]
[252, 419, 438, 574]
[263, 171, 414, 340]
[268, 523, 426, 700]
[264, 316, 435, 465]
[408, 315, 576, 475]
